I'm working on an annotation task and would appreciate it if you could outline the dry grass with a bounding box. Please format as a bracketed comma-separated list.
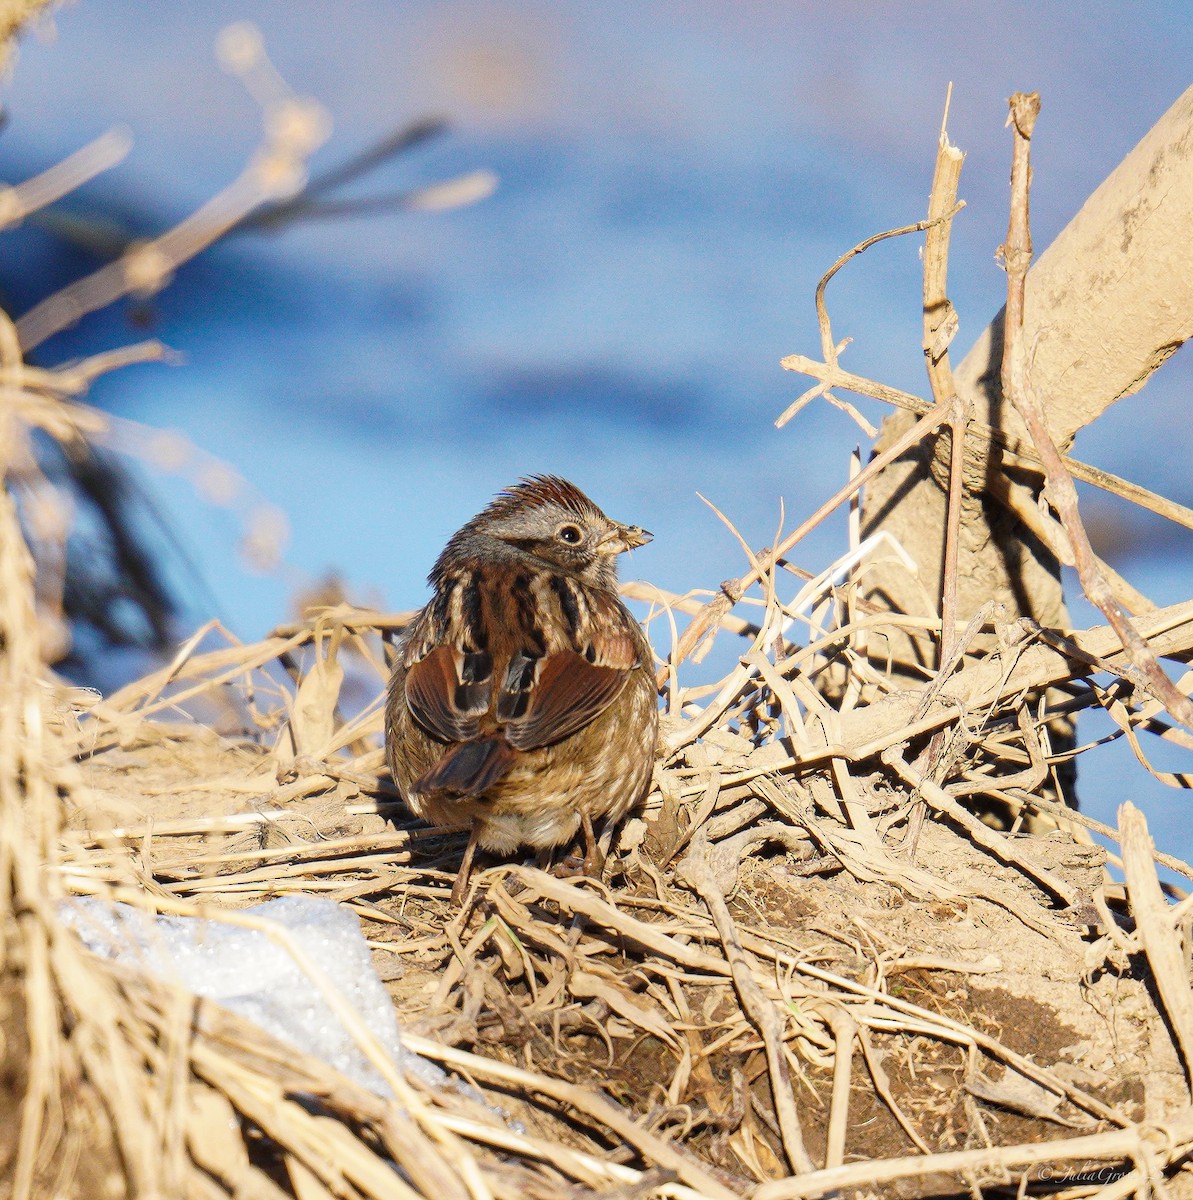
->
[6, 57, 1193, 1200]
[40, 560, 1193, 1199]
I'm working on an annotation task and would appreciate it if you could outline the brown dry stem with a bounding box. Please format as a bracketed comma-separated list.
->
[999, 91, 1193, 733]
[677, 835, 816, 1176]
[922, 89, 966, 667]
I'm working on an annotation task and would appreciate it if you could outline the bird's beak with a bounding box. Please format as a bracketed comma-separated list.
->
[599, 522, 652, 554]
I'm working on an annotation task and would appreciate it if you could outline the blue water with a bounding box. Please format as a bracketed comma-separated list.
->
[4, 1, 1193, 867]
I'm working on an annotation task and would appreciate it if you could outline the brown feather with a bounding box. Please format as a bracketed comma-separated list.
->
[481, 475, 602, 524]
[414, 737, 515, 796]
[405, 644, 487, 743]
[504, 651, 628, 750]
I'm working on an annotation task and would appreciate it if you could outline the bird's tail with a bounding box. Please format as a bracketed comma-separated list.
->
[413, 736, 515, 797]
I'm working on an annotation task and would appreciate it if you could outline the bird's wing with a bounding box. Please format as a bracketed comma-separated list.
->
[404, 643, 493, 744]
[403, 575, 650, 752]
[500, 649, 629, 750]
[499, 590, 647, 751]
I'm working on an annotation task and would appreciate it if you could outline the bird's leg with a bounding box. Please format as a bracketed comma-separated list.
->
[451, 824, 481, 906]
[580, 810, 605, 878]
[547, 813, 604, 880]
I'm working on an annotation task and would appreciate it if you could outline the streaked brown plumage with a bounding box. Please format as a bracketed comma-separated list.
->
[385, 476, 659, 902]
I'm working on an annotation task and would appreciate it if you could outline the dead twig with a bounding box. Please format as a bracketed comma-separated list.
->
[749, 1116, 1187, 1200]
[1120, 802, 1193, 1094]
[922, 86, 967, 668]
[677, 835, 817, 1176]
[671, 400, 954, 670]
[778, 353, 1193, 537]
[999, 91, 1193, 732]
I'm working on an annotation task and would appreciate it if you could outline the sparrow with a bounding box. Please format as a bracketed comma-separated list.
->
[385, 475, 659, 903]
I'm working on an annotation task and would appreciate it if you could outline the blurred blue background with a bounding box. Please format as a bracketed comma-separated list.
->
[3, 2, 1192, 859]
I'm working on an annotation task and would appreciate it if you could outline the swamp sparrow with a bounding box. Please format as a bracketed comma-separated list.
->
[385, 476, 658, 902]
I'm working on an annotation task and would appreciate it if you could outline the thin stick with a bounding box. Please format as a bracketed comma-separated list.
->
[0, 128, 132, 232]
[678, 837, 817, 1176]
[749, 1116, 1189, 1200]
[802, 204, 966, 392]
[999, 92, 1193, 732]
[402, 1035, 740, 1200]
[1120, 802, 1193, 1094]
[774, 203, 960, 431]
[779, 353, 1193, 535]
[922, 103, 967, 668]
[824, 1011, 856, 1170]
[921, 89, 964, 404]
[671, 401, 953, 670]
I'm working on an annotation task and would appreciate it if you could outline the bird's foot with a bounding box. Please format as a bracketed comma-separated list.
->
[545, 811, 605, 880]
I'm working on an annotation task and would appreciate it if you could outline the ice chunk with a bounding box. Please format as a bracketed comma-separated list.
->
[60, 893, 440, 1097]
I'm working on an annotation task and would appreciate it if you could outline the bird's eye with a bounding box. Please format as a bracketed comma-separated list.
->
[556, 523, 583, 544]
